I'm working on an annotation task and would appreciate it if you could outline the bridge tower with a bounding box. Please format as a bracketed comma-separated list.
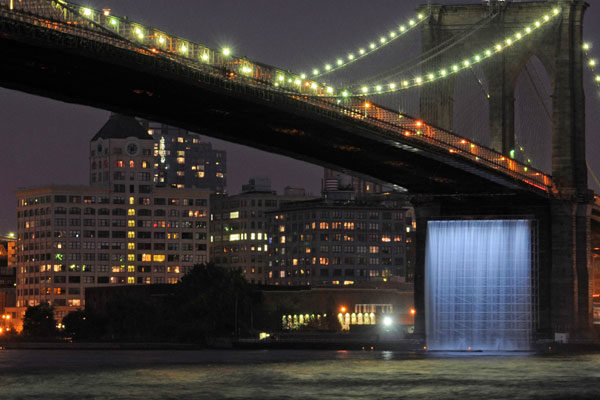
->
[416, 1, 593, 339]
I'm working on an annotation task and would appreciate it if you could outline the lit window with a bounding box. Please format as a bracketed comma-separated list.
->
[369, 246, 379, 254]
[177, 157, 185, 164]
[142, 254, 152, 262]
[127, 277, 135, 284]
[251, 233, 256, 240]
[279, 271, 285, 278]
[129, 160, 135, 168]
[320, 257, 329, 265]
[280, 236, 286, 244]
[128, 209, 136, 216]
[176, 171, 185, 177]
[142, 161, 148, 168]
[128, 243, 135, 250]
[279, 225, 285, 232]
[127, 254, 135, 261]
[127, 265, 135, 272]
[258, 233, 263, 240]
[197, 171, 205, 178]
[230, 211, 239, 219]
[129, 197, 135, 205]
[230, 234, 241, 241]
[128, 220, 135, 227]
[216, 172, 224, 178]
[153, 254, 166, 262]
[116, 160, 124, 168]
[177, 137, 184, 143]
[127, 231, 135, 239]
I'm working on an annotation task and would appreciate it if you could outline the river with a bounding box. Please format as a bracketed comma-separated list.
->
[1, 349, 599, 399]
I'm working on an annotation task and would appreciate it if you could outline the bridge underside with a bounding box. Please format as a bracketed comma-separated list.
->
[0, 21, 543, 197]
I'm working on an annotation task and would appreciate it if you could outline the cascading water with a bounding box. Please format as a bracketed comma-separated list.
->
[425, 220, 533, 351]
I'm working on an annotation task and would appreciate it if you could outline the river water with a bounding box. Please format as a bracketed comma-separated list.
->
[1, 349, 599, 399]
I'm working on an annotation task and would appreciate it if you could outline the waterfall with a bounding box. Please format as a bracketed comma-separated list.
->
[425, 220, 533, 351]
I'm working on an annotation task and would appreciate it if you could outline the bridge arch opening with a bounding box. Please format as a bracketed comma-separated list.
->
[452, 66, 490, 147]
[513, 55, 552, 174]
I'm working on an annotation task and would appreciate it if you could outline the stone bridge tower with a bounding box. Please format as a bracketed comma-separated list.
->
[416, 1, 593, 336]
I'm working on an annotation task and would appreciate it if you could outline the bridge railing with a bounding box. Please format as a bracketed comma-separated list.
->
[0, 0, 555, 194]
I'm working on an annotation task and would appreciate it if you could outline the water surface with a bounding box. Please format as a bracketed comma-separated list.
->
[1, 349, 598, 399]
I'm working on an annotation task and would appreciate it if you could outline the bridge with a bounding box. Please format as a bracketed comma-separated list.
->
[0, 0, 598, 344]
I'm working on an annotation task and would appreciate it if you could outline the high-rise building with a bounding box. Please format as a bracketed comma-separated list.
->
[323, 168, 396, 195]
[0, 235, 16, 318]
[11, 115, 210, 322]
[139, 120, 226, 194]
[267, 192, 413, 286]
[210, 178, 312, 284]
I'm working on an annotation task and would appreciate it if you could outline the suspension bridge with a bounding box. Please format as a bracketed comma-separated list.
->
[0, 0, 598, 340]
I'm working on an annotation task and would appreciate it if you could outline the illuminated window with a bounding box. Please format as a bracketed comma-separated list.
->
[142, 161, 148, 168]
[142, 254, 152, 262]
[369, 246, 379, 254]
[127, 254, 135, 261]
[197, 171, 205, 178]
[279, 225, 285, 232]
[127, 277, 135, 284]
[230, 211, 239, 219]
[177, 157, 185, 164]
[280, 236, 286, 244]
[116, 160, 124, 168]
[112, 266, 122, 273]
[127, 265, 135, 272]
[344, 222, 355, 230]
[129, 160, 135, 168]
[320, 222, 329, 230]
[293, 259, 298, 266]
[250, 233, 256, 240]
[258, 233, 263, 240]
[127, 231, 135, 239]
[176, 171, 185, 177]
[319, 257, 329, 265]
[128, 220, 135, 227]
[129, 197, 135, 205]
[177, 137, 184, 143]
[279, 271, 285, 278]
[230, 234, 240, 241]
[216, 172, 224, 178]
[153, 254, 166, 262]
[381, 236, 391, 243]
[128, 209, 136, 216]
[128, 243, 135, 250]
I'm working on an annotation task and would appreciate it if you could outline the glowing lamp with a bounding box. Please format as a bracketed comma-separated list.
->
[553, 8, 560, 15]
[399, 25, 406, 32]
[583, 43, 591, 51]
[348, 54, 354, 60]
[389, 83, 396, 89]
[82, 8, 92, 16]
[410, 308, 416, 316]
[589, 59, 597, 67]
[361, 86, 369, 93]
[340, 306, 347, 313]
[202, 53, 209, 61]
[312, 69, 319, 75]
[222, 47, 231, 56]
[337, 59, 343, 66]
[383, 316, 393, 327]
[375, 85, 382, 91]
[359, 48, 365, 55]
[369, 43, 376, 49]
[325, 64, 331, 71]
[409, 19, 415, 26]
[380, 37, 386, 44]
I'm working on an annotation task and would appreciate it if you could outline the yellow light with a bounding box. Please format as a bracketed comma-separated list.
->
[222, 47, 231, 56]
[325, 64, 331, 70]
[402, 80, 409, 87]
[181, 45, 187, 52]
[506, 38, 512, 46]
[553, 8, 560, 15]
[583, 43, 591, 51]
[300, 73, 306, 79]
[277, 75, 284, 81]
[595, 76, 600, 82]
[440, 69, 447, 76]
[342, 90, 349, 97]
[310, 82, 318, 89]
[103, 10, 110, 16]
[369, 42, 376, 49]
[474, 55, 481, 62]
[590, 59, 597, 67]
[326, 87, 334, 94]
[410, 308, 416, 316]
[359, 48, 365, 55]
[294, 79, 301, 85]
[337, 59, 343, 65]
[380, 37, 386, 44]
[312, 69, 319, 75]
[348, 53, 354, 60]
[415, 77, 422, 84]
[399, 25, 406, 32]
[361, 86, 369, 93]
[376, 85, 382, 91]
[340, 306, 347, 313]
[428, 73, 435, 80]
[418, 13, 424, 19]
[82, 8, 92, 16]
[452, 64, 459, 71]
[390, 32, 396, 38]
[463, 60, 470, 67]
[535, 21, 541, 27]
[409, 19, 415, 26]
[526, 26, 532, 33]
[389, 83, 396, 89]
[202, 53, 209, 61]
[495, 44, 502, 51]
[544, 15, 550, 21]
[158, 36, 165, 44]
[516, 33, 522, 40]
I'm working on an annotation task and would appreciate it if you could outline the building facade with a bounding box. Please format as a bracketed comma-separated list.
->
[267, 193, 414, 286]
[140, 120, 226, 194]
[210, 178, 311, 284]
[0, 236, 16, 319]
[12, 115, 210, 322]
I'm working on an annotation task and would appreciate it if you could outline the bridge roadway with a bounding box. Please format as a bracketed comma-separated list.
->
[0, 1, 554, 197]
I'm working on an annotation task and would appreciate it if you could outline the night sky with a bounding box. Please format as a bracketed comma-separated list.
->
[1, 0, 599, 234]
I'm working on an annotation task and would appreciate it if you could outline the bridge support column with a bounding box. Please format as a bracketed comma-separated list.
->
[488, 74, 515, 155]
[412, 201, 440, 341]
[550, 200, 592, 335]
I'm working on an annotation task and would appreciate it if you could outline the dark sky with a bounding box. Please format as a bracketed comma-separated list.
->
[1, 0, 599, 234]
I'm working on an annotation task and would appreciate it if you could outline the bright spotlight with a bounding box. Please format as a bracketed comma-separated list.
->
[383, 316, 393, 327]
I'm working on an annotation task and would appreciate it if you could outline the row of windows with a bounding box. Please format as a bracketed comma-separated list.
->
[273, 256, 402, 266]
[275, 210, 407, 221]
[270, 268, 393, 278]
[19, 196, 208, 207]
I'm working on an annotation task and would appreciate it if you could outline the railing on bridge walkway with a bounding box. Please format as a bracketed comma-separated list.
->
[0, 0, 556, 194]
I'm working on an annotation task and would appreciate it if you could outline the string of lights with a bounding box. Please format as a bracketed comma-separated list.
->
[305, 12, 429, 79]
[583, 42, 600, 94]
[338, 7, 562, 98]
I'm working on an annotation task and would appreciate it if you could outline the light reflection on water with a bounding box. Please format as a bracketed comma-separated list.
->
[1, 349, 599, 399]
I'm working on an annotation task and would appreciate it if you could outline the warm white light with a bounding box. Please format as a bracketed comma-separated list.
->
[348, 53, 354, 60]
[361, 86, 369, 93]
[595, 75, 600, 82]
[495, 44, 502, 51]
[418, 13, 424, 19]
[428, 73, 435, 80]
[440, 69, 447, 76]
[463, 60, 470, 67]
[311, 82, 318, 89]
[526, 27, 532, 33]
[325, 64, 331, 71]
[402, 80, 409, 87]
[474, 55, 481, 62]
[390, 32, 396, 38]
[326, 87, 334, 94]
[369, 43, 376, 49]
[506, 38, 512, 46]
[300, 73, 306, 79]
[313, 69, 319, 75]
[359, 48, 365, 55]
[181, 45, 187, 52]
[590, 59, 597, 67]
[399, 25, 406, 32]
[485, 49, 492, 56]
[376, 85, 382, 91]
[544, 15, 550, 21]
[415, 77, 422, 84]
[452, 65, 459, 71]
[583, 43, 591, 51]
[222, 47, 231, 56]
[342, 90, 349, 97]
[535, 21, 541, 27]
[409, 19, 415, 26]
[337, 59, 343, 65]
[380, 37, 386, 44]
[82, 8, 92, 16]
[389, 83, 396, 89]
[383, 316, 393, 327]
[277, 75, 284, 81]
[516, 33, 522, 40]
[158, 36, 165, 44]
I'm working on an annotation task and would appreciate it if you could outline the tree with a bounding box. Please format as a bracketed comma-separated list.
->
[22, 302, 58, 338]
[62, 310, 105, 341]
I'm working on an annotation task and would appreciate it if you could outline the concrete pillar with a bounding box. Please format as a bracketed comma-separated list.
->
[412, 200, 440, 340]
[487, 64, 515, 154]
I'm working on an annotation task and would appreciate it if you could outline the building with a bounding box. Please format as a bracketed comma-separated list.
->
[139, 120, 226, 194]
[11, 115, 210, 322]
[267, 192, 414, 286]
[0, 235, 16, 320]
[211, 178, 312, 284]
[323, 168, 400, 195]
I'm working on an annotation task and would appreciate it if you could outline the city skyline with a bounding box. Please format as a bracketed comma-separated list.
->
[2, 0, 600, 235]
